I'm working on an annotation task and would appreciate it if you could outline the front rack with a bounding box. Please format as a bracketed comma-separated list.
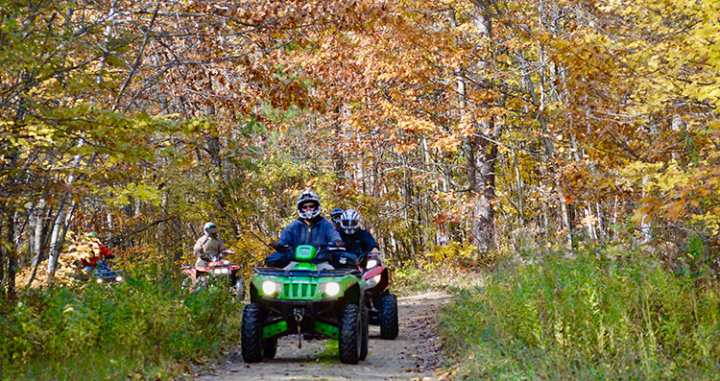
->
[254, 267, 361, 277]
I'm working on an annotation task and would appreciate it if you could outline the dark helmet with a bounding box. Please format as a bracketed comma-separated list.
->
[330, 208, 344, 224]
[296, 190, 321, 220]
[340, 209, 361, 235]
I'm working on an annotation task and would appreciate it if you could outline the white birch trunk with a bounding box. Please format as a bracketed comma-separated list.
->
[47, 141, 84, 284]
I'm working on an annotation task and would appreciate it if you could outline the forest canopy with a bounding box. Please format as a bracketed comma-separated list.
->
[0, 0, 718, 295]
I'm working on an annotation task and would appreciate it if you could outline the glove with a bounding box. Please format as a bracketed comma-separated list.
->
[265, 252, 290, 267]
[271, 241, 290, 251]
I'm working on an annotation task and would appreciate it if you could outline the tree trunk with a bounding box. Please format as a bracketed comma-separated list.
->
[0, 214, 4, 297]
[596, 202, 607, 242]
[513, 150, 526, 227]
[556, 174, 573, 249]
[469, 2, 498, 254]
[640, 176, 652, 243]
[6, 212, 17, 299]
[471, 119, 498, 253]
[27, 202, 51, 288]
[333, 105, 346, 185]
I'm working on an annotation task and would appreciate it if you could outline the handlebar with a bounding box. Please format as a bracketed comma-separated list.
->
[273, 242, 347, 252]
[205, 249, 235, 262]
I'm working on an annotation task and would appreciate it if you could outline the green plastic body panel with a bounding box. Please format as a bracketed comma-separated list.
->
[294, 263, 317, 271]
[253, 265, 363, 302]
[294, 245, 317, 262]
[262, 320, 288, 339]
[314, 321, 339, 339]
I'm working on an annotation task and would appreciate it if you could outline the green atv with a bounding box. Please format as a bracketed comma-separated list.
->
[241, 245, 369, 364]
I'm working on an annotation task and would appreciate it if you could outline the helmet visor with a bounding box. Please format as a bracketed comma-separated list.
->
[298, 201, 320, 219]
[340, 218, 359, 234]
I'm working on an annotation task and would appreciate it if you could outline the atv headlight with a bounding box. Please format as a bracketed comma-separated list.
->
[212, 268, 230, 275]
[324, 282, 341, 297]
[262, 280, 279, 296]
[115, 275, 123, 282]
[96, 278, 104, 284]
[366, 259, 379, 269]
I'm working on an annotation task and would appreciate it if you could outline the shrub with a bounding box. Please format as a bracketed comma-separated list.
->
[440, 251, 720, 380]
[0, 276, 241, 381]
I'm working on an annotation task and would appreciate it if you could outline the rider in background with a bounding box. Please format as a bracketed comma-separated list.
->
[338, 209, 380, 265]
[330, 207, 344, 230]
[266, 190, 343, 268]
[79, 232, 114, 272]
[193, 222, 228, 267]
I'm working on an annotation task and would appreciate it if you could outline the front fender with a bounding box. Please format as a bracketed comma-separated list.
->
[341, 283, 361, 305]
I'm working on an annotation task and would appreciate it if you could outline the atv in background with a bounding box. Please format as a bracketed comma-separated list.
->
[93, 260, 124, 284]
[242, 245, 369, 364]
[72, 242, 124, 285]
[181, 249, 244, 301]
[362, 253, 399, 339]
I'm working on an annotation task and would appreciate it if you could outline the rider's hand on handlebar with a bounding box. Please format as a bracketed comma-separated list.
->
[326, 240, 346, 251]
[270, 241, 290, 251]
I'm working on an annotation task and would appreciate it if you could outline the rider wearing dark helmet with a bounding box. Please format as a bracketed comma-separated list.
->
[265, 190, 343, 267]
[330, 207, 344, 229]
[338, 209, 380, 264]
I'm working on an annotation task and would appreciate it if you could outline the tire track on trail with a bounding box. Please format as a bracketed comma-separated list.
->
[198, 291, 450, 381]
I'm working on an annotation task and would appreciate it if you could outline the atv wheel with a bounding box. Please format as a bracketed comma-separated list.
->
[338, 304, 361, 364]
[180, 277, 192, 292]
[241, 303, 264, 363]
[360, 305, 369, 360]
[194, 275, 209, 291]
[263, 337, 278, 359]
[379, 293, 399, 339]
[233, 278, 245, 302]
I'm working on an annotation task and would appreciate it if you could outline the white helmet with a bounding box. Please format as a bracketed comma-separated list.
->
[340, 209, 361, 235]
[203, 222, 217, 234]
[296, 190, 321, 220]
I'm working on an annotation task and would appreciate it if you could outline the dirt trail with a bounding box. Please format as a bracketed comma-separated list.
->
[198, 291, 450, 381]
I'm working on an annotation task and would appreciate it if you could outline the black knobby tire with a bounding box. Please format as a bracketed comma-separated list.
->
[338, 304, 361, 364]
[241, 303, 264, 363]
[359, 305, 369, 360]
[263, 338, 278, 359]
[379, 293, 399, 340]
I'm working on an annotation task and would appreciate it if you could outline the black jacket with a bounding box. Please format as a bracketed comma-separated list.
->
[339, 229, 378, 257]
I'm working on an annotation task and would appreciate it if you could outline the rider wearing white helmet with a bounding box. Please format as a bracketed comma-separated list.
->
[193, 222, 228, 267]
[338, 209, 380, 263]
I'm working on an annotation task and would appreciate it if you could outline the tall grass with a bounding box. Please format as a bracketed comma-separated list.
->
[440, 252, 720, 380]
[0, 275, 241, 380]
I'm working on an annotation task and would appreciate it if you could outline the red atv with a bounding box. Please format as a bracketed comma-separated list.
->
[181, 250, 244, 301]
[362, 253, 399, 339]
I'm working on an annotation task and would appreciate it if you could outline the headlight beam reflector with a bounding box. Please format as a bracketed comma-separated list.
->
[324, 282, 340, 296]
[262, 280, 278, 295]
